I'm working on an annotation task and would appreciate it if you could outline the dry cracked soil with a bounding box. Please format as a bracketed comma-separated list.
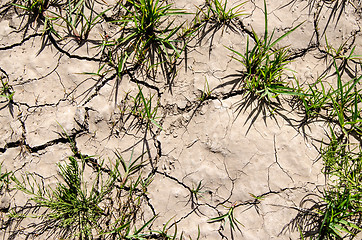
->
[0, 0, 362, 239]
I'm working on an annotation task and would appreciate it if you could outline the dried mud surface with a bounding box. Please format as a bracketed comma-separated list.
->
[0, 0, 362, 239]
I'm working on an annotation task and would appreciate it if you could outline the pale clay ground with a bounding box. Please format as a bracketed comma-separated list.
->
[0, 0, 362, 239]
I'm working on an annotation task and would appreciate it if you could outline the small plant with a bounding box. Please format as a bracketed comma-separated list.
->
[190, 180, 204, 201]
[148, 218, 179, 240]
[298, 77, 331, 118]
[227, 0, 302, 101]
[324, 36, 362, 62]
[208, 202, 243, 236]
[53, 0, 110, 44]
[198, 78, 213, 102]
[12, 0, 49, 22]
[0, 76, 14, 102]
[111, 0, 187, 77]
[188, 0, 246, 55]
[328, 61, 362, 136]
[187, 180, 204, 209]
[12, 0, 58, 34]
[249, 193, 265, 201]
[202, 0, 246, 25]
[130, 85, 163, 130]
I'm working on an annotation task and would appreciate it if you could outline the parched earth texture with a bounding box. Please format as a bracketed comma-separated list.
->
[0, 0, 362, 239]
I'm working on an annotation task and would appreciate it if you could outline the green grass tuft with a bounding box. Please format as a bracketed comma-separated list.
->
[227, 0, 302, 101]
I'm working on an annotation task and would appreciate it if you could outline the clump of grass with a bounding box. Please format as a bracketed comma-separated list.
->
[297, 59, 362, 135]
[318, 188, 362, 239]
[12, 0, 49, 23]
[108, 0, 187, 78]
[185, 0, 246, 55]
[227, 0, 302, 101]
[11, 0, 59, 38]
[9, 149, 155, 239]
[11, 155, 116, 239]
[321, 130, 361, 192]
[317, 131, 362, 239]
[200, 0, 246, 26]
[292, 129, 362, 239]
[328, 63, 362, 136]
[52, 0, 110, 45]
[12, 0, 110, 45]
